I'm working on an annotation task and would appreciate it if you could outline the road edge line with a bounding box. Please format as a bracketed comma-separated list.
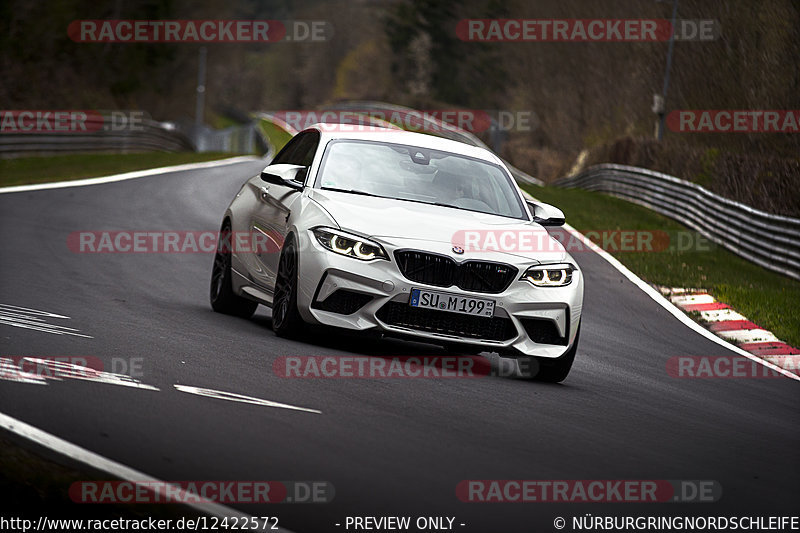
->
[0, 155, 263, 195]
[0, 411, 296, 532]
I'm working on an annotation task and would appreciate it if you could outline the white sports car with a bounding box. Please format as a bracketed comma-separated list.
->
[210, 124, 583, 381]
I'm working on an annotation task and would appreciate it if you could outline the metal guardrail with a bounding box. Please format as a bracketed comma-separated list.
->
[192, 123, 263, 154]
[557, 163, 800, 281]
[0, 115, 194, 158]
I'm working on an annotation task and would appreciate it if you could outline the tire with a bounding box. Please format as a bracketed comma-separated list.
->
[272, 235, 305, 337]
[210, 221, 258, 318]
[523, 325, 580, 383]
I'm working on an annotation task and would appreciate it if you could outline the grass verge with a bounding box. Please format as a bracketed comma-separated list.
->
[0, 434, 202, 520]
[257, 119, 293, 155]
[0, 152, 241, 188]
[524, 184, 800, 347]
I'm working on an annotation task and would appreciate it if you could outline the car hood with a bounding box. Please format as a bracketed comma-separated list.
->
[309, 189, 567, 263]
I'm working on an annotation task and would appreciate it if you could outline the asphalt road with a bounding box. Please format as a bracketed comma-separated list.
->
[1, 159, 797, 532]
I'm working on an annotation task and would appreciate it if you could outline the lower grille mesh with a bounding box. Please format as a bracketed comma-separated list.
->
[376, 301, 516, 341]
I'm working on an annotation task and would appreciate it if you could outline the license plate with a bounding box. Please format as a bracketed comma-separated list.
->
[409, 288, 495, 318]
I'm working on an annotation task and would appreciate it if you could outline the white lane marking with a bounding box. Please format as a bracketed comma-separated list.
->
[0, 311, 83, 331]
[174, 385, 322, 414]
[0, 318, 92, 337]
[0, 304, 92, 338]
[0, 304, 70, 319]
[717, 329, 781, 344]
[699, 309, 748, 323]
[523, 190, 800, 382]
[0, 156, 261, 195]
[765, 355, 800, 369]
[0, 358, 48, 384]
[22, 357, 160, 390]
[0, 357, 159, 390]
[0, 412, 296, 533]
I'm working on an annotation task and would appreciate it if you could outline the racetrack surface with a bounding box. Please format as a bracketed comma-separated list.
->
[1, 160, 797, 532]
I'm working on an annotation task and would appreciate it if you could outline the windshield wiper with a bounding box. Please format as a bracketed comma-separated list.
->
[321, 187, 386, 198]
[422, 201, 464, 211]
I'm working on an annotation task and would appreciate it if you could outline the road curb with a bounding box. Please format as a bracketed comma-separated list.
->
[662, 287, 800, 376]
[521, 188, 799, 382]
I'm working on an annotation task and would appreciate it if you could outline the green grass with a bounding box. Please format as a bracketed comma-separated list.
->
[525, 185, 800, 347]
[0, 152, 239, 188]
[209, 114, 242, 130]
[0, 435, 203, 520]
[257, 119, 293, 154]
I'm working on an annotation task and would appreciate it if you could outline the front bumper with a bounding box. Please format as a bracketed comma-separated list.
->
[295, 230, 583, 358]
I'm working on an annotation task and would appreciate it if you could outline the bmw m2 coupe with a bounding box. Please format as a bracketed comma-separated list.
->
[210, 124, 583, 381]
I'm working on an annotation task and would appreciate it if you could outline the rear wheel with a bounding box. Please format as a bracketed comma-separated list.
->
[272, 236, 305, 337]
[210, 221, 258, 318]
[522, 325, 580, 383]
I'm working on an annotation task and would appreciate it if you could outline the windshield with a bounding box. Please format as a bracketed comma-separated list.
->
[315, 139, 528, 220]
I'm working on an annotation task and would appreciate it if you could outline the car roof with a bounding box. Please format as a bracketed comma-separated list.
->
[303, 123, 503, 165]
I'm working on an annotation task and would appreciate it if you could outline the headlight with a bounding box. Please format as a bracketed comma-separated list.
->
[312, 227, 388, 261]
[522, 263, 575, 287]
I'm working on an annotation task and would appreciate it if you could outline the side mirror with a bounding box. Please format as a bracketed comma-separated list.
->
[260, 164, 306, 190]
[527, 201, 565, 227]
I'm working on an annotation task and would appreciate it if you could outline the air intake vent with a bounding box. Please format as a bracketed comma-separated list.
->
[312, 290, 373, 315]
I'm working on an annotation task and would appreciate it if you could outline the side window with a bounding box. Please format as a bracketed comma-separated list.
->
[271, 134, 304, 165]
[270, 131, 320, 183]
[289, 132, 320, 167]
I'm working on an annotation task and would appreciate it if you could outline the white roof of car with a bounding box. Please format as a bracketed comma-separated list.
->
[306, 123, 503, 165]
